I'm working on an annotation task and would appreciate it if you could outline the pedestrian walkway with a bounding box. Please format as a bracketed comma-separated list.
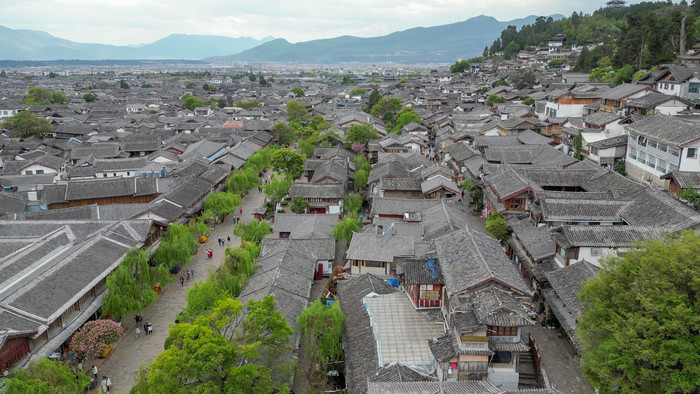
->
[523, 325, 594, 393]
[90, 187, 268, 392]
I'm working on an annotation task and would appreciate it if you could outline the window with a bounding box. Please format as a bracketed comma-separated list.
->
[687, 148, 697, 159]
[637, 137, 647, 147]
[509, 199, 522, 209]
[126, 172, 130, 176]
[690, 82, 700, 94]
[25, 170, 33, 175]
[629, 147, 637, 160]
[646, 154, 657, 169]
[35, 169, 44, 174]
[493, 351, 513, 364]
[656, 159, 667, 172]
[638, 152, 646, 165]
[670, 163, 679, 172]
[488, 326, 518, 336]
[557, 244, 566, 258]
[648, 140, 657, 149]
[658, 143, 668, 153]
[670, 147, 680, 157]
[629, 133, 638, 142]
[420, 290, 440, 300]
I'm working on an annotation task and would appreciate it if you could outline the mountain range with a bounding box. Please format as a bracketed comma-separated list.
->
[208, 14, 563, 64]
[0, 25, 275, 61]
[0, 14, 563, 63]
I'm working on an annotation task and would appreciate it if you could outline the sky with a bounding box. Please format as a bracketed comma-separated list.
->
[0, 0, 656, 46]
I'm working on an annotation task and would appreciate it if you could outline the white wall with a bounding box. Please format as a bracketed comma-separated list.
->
[655, 82, 682, 96]
[96, 170, 136, 178]
[545, 101, 585, 118]
[679, 142, 700, 172]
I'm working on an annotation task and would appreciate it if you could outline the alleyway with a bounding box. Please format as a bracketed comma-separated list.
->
[90, 187, 267, 393]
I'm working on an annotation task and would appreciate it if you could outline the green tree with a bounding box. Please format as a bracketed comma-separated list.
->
[119, 80, 129, 89]
[589, 56, 615, 82]
[298, 138, 315, 157]
[258, 73, 267, 86]
[485, 212, 509, 241]
[370, 97, 402, 118]
[290, 196, 308, 214]
[24, 87, 52, 105]
[50, 91, 66, 104]
[102, 248, 170, 319]
[297, 301, 345, 390]
[612, 64, 636, 87]
[574, 131, 583, 160]
[286, 100, 308, 123]
[364, 89, 383, 113]
[522, 97, 534, 105]
[350, 88, 366, 96]
[504, 41, 520, 59]
[137, 297, 293, 393]
[203, 192, 242, 217]
[344, 123, 379, 146]
[182, 94, 206, 110]
[82, 93, 98, 103]
[290, 87, 305, 97]
[333, 214, 360, 243]
[393, 107, 422, 134]
[1, 111, 53, 138]
[0, 69, 6, 78]
[578, 231, 700, 393]
[486, 94, 505, 107]
[354, 169, 369, 190]
[185, 81, 196, 89]
[309, 115, 329, 131]
[264, 174, 291, 206]
[5, 358, 90, 394]
[271, 122, 297, 146]
[344, 193, 363, 215]
[680, 187, 700, 208]
[450, 60, 470, 73]
[235, 220, 272, 243]
[271, 148, 305, 180]
[491, 78, 509, 88]
[248, 73, 257, 82]
[141, 83, 153, 88]
[152, 224, 197, 269]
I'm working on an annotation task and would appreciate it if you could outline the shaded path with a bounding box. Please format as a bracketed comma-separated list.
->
[90, 187, 267, 392]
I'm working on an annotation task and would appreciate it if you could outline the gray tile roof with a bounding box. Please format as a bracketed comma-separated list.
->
[540, 199, 630, 222]
[289, 182, 345, 199]
[552, 225, 663, 249]
[367, 381, 502, 394]
[337, 274, 396, 394]
[370, 197, 441, 217]
[625, 114, 700, 146]
[434, 228, 533, 297]
[272, 213, 338, 239]
[346, 233, 414, 263]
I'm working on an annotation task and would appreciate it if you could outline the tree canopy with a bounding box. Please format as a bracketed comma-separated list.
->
[333, 214, 360, 244]
[1, 110, 53, 138]
[290, 87, 305, 97]
[70, 319, 124, 360]
[578, 231, 700, 393]
[182, 94, 206, 110]
[450, 60, 470, 73]
[82, 93, 98, 103]
[5, 358, 91, 394]
[344, 123, 379, 146]
[485, 212, 509, 241]
[25, 87, 65, 105]
[271, 148, 304, 180]
[234, 220, 272, 243]
[271, 122, 297, 147]
[263, 174, 291, 205]
[286, 100, 308, 123]
[135, 297, 293, 393]
[203, 192, 242, 217]
[290, 196, 309, 214]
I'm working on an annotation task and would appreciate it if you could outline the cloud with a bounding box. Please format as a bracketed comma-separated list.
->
[0, 0, 653, 45]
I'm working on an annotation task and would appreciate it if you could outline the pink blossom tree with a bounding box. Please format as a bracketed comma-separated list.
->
[351, 142, 366, 155]
[69, 319, 124, 359]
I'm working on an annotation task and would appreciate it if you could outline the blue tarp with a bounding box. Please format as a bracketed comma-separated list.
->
[386, 279, 399, 287]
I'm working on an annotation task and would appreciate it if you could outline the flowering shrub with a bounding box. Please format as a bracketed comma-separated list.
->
[69, 319, 124, 359]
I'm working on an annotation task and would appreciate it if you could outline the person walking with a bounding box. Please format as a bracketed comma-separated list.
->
[101, 376, 111, 392]
[91, 365, 98, 379]
[147, 323, 153, 336]
[190, 268, 195, 279]
[180, 276, 184, 287]
[239, 207, 242, 215]
[135, 327, 140, 340]
[227, 236, 230, 245]
[186, 270, 190, 281]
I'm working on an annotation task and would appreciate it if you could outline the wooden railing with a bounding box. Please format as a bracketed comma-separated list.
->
[528, 332, 542, 375]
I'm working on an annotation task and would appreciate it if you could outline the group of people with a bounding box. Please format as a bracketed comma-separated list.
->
[90, 365, 112, 392]
[179, 268, 195, 286]
[134, 314, 153, 337]
[217, 236, 230, 246]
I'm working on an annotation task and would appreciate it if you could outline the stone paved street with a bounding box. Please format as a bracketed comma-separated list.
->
[523, 325, 594, 394]
[89, 187, 267, 393]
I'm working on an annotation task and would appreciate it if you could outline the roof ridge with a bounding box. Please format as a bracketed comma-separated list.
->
[464, 228, 495, 280]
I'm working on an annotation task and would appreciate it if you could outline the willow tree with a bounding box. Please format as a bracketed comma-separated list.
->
[152, 224, 196, 268]
[203, 192, 241, 217]
[234, 220, 272, 243]
[5, 358, 91, 394]
[333, 214, 360, 244]
[227, 167, 259, 195]
[102, 248, 170, 318]
[297, 300, 344, 389]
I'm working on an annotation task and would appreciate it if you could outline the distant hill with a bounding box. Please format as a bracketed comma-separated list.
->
[207, 14, 565, 64]
[0, 25, 275, 60]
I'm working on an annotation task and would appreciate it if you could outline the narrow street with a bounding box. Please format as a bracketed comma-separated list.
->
[89, 187, 266, 392]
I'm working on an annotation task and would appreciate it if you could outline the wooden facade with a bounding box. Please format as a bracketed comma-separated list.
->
[407, 283, 444, 308]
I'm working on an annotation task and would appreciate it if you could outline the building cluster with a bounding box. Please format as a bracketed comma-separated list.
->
[1, 56, 698, 393]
